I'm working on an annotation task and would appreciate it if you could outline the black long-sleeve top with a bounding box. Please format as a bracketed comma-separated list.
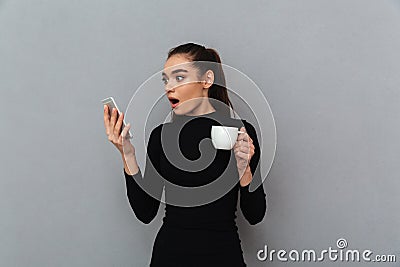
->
[123, 111, 266, 231]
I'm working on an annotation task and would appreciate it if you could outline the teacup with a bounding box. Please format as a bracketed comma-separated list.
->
[211, 126, 245, 150]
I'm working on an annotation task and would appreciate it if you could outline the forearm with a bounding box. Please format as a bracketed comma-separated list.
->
[122, 152, 162, 225]
[239, 165, 267, 225]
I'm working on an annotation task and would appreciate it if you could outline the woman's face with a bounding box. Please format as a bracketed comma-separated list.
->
[162, 54, 212, 116]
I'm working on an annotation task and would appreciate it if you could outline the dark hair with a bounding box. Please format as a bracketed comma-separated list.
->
[167, 43, 234, 118]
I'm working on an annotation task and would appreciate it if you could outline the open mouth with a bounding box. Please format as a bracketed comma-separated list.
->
[168, 97, 180, 108]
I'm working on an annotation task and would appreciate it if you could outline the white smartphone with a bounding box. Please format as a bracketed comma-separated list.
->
[101, 96, 133, 139]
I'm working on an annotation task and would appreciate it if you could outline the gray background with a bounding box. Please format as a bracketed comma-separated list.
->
[1, 0, 399, 266]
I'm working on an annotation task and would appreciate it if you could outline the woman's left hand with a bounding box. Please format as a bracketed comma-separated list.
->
[233, 127, 255, 186]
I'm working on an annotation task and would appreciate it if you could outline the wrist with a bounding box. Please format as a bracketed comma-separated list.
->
[239, 165, 252, 187]
[121, 151, 135, 159]
[245, 165, 251, 172]
[241, 165, 251, 176]
[121, 152, 139, 176]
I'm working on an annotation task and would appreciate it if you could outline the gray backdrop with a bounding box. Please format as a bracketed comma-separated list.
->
[1, 0, 399, 266]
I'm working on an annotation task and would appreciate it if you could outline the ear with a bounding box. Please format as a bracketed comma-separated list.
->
[202, 70, 214, 89]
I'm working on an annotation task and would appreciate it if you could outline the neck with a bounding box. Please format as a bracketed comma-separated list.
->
[179, 99, 216, 117]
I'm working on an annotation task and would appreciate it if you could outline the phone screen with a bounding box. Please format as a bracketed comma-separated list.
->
[102, 97, 132, 138]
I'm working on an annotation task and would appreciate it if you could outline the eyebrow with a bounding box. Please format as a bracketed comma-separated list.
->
[161, 69, 188, 77]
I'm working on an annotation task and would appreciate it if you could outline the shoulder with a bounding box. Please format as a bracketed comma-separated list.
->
[148, 123, 164, 140]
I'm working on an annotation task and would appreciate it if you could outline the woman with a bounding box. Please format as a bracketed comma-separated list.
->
[103, 43, 266, 266]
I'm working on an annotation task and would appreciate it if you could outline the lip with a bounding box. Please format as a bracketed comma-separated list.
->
[168, 96, 180, 108]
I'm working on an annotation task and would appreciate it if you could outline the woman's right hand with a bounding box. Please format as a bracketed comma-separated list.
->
[103, 105, 135, 156]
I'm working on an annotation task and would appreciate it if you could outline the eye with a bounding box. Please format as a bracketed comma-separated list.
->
[176, 76, 184, 82]
[161, 77, 168, 85]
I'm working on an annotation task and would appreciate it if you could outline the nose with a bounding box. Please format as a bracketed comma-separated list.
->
[164, 82, 175, 93]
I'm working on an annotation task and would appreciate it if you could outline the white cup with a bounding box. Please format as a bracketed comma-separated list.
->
[211, 126, 245, 150]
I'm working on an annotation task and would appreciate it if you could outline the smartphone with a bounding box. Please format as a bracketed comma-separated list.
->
[101, 96, 133, 139]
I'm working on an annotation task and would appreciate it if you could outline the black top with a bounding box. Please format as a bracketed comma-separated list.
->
[123, 110, 266, 266]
